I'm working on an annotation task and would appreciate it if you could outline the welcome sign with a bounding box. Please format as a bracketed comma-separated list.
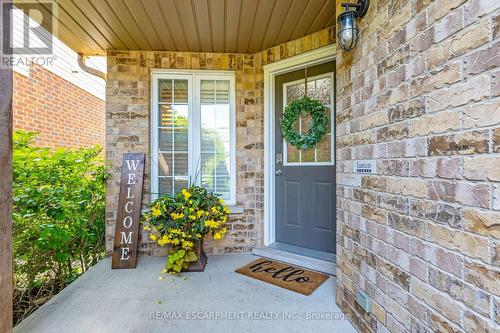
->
[112, 153, 145, 269]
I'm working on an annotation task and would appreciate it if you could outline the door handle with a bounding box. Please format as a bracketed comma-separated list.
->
[275, 169, 282, 176]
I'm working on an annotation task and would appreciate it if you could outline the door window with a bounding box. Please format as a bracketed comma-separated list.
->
[283, 73, 334, 165]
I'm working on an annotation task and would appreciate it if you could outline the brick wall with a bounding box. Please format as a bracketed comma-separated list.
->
[13, 65, 105, 148]
[105, 27, 335, 256]
[335, 0, 500, 332]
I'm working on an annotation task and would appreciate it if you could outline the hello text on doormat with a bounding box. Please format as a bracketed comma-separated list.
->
[235, 258, 329, 295]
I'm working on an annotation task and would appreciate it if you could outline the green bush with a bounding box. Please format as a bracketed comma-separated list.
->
[12, 131, 108, 324]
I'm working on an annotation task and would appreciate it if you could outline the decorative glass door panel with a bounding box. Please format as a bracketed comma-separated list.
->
[283, 73, 334, 165]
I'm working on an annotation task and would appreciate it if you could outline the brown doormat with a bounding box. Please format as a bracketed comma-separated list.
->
[235, 258, 329, 295]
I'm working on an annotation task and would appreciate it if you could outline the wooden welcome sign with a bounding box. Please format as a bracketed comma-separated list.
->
[112, 153, 145, 269]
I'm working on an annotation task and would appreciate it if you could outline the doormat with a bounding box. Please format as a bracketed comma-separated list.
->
[235, 258, 329, 295]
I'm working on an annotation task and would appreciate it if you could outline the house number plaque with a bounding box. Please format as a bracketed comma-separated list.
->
[112, 153, 145, 269]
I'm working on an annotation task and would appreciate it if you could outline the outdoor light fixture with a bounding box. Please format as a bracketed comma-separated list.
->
[337, 0, 370, 51]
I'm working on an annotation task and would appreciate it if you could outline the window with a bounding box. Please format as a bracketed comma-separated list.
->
[151, 71, 236, 204]
[283, 73, 334, 165]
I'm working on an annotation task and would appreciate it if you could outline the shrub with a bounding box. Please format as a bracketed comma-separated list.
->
[12, 131, 108, 324]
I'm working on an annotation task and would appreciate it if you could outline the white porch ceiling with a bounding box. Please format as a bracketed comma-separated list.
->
[27, 0, 336, 55]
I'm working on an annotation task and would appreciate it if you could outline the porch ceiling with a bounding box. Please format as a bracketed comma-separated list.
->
[28, 0, 336, 56]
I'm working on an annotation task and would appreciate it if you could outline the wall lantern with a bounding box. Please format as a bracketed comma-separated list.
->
[337, 0, 370, 51]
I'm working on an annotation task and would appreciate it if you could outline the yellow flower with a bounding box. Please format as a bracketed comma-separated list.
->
[211, 206, 218, 213]
[197, 210, 205, 218]
[219, 198, 225, 204]
[172, 238, 180, 245]
[151, 207, 161, 217]
[182, 189, 192, 200]
[189, 215, 196, 220]
[171, 212, 185, 220]
[214, 232, 222, 240]
[205, 219, 220, 228]
[149, 234, 157, 241]
[158, 235, 170, 246]
[143, 225, 151, 231]
[182, 240, 193, 249]
[224, 206, 231, 214]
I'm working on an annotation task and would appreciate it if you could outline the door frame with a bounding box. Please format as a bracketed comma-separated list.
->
[263, 44, 336, 246]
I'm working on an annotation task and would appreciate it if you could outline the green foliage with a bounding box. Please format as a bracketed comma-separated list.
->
[142, 186, 229, 274]
[280, 96, 328, 150]
[167, 248, 198, 273]
[12, 131, 108, 324]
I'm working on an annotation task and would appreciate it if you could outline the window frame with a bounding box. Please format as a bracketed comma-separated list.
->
[151, 70, 237, 205]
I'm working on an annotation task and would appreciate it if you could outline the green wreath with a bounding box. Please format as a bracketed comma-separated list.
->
[280, 96, 328, 150]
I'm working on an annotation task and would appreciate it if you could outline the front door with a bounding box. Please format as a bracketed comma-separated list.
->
[274, 61, 335, 254]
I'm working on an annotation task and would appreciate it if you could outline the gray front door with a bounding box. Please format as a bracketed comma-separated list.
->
[275, 61, 335, 254]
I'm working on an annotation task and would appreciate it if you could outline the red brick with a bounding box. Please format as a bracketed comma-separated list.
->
[13, 65, 105, 148]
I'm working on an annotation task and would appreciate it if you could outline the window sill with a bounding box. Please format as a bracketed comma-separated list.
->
[227, 205, 244, 215]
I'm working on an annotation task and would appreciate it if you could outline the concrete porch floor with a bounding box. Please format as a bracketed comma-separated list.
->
[14, 254, 355, 333]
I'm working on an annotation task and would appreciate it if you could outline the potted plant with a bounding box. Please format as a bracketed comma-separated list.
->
[142, 186, 229, 274]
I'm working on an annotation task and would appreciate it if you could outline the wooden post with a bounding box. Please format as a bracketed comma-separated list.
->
[0, 1, 13, 330]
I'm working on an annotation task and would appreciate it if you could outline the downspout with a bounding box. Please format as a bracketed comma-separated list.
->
[77, 54, 106, 80]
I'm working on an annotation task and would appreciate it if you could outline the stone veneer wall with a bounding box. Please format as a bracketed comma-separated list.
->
[335, 0, 499, 332]
[105, 27, 335, 256]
